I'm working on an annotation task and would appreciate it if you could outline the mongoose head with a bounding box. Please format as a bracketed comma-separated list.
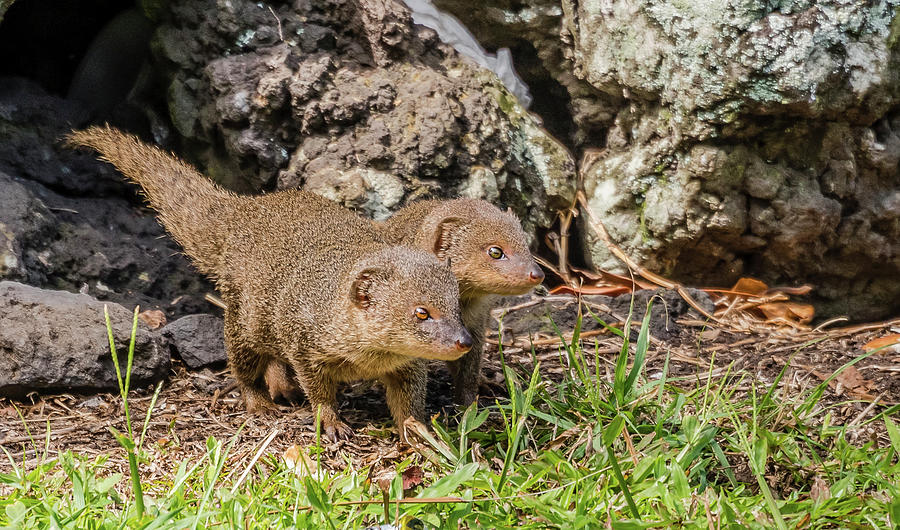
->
[349, 247, 473, 361]
[428, 200, 544, 298]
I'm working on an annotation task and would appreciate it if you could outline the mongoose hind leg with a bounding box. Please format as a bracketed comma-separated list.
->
[265, 360, 304, 404]
[291, 360, 353, 441]
[224, 310, 278, 413]
[380, 361, 428, 444]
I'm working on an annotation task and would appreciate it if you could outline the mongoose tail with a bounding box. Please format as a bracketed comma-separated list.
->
[67, 126, 236, 276]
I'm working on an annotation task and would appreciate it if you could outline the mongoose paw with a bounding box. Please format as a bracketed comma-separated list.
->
[323, 419, 355, 442]
[452, 388, 479, 408]
[244, 391, 279, 414]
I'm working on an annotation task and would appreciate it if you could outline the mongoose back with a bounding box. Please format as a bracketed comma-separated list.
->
[67, 126, 473, 440]
[383, 199, 543, 405]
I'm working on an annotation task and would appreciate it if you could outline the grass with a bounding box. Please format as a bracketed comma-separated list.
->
[1, 301, 898, 529]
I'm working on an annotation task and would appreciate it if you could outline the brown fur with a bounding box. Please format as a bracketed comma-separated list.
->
[67, 126, 473, 441]
[379, 199, 543, 405]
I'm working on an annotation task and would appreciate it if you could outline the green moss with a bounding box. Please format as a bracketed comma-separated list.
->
[139, 0, 168, 22]
[888, 9, 900, 49]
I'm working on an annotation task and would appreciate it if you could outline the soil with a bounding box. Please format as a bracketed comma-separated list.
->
[1, 293, 897, 481]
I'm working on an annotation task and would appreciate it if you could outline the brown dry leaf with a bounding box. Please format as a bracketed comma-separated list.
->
[834, 365, 876, 401]
[138, 309, 167, 330]
[401, 465, 424, 490]
[699, 328, 722, 341]
[810, 475, 831, 502]
[283, 444, 318, 477]
[757, 302, 815, 325]
[862, 334, 900, 353]
[729, 278, 769, 298]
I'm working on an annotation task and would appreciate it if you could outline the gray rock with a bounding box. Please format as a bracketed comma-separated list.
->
[0, 79, 215, 318]
[566, 1, 900, 320]
[0, 281, 170, 398]
[153, 0, 575, 234]
[162, 314, 226, 369]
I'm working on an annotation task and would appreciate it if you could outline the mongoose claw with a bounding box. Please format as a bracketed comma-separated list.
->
[323, 419, 355, 442]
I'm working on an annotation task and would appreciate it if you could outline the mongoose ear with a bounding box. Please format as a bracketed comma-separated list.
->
[432, 217, 466, 259]
[351, 268, 380, 309]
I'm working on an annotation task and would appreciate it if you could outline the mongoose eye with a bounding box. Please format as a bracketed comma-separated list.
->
[414, 307, 431, 320]
[487, 246, 505, 259]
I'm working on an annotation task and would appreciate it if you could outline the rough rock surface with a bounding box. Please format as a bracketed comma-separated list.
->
[436, 1, 900, 320]
[0, 77, 215, 318]
[162, 314, 226, 369]
[430, 0, 619, 147]
[153, 0, 575, 233]
[0, 281, 169, 397]
[569, 1, 900, 320]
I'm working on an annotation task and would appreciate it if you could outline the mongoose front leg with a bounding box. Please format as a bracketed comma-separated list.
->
[291, 361, 353, 441]
[380, 361, 428, 444]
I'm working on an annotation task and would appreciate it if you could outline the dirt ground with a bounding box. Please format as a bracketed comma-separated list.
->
[1, 292, 898, 480]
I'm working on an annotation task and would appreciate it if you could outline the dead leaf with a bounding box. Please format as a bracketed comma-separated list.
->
[699, 328, 722, 341]
[862, 334, 900, 353]
[833, 365, 876, 401]
[728, 278, 769, 298]
[401, 465, 424, 491]
[138, 309, 167, 330]
[757, 302, 815, 325]
[283, 444, 318, 477]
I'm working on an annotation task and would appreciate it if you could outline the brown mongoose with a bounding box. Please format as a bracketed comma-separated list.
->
[378, 199, 544, 406]
[266, 198, 544, 407]
[66, 126, 473, 441]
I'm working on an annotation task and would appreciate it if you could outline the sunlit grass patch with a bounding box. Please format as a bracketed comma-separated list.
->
[0, 300, 898, 528]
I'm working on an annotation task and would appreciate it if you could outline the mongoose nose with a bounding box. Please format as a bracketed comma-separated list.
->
[455, 329, 473, 352]
[528, 264, 545, 284]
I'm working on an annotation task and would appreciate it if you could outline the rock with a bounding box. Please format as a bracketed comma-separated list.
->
[153, 0, 575, 233]
[162, 314, 226, 369]
[0, 78, 215, 318]
[421, 0, 900, 320]
[0, 281, 169, 398]
[565, 1, 900, 320]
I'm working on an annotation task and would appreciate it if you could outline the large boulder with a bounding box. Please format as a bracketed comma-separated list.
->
[432, 1, 900, 320]
[0, 281, 169, 397]
[569, 1, 900, 320]
[0, 78, 215, 317]
[152, 0, 575, 234]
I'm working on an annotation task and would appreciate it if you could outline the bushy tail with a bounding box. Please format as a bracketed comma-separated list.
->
[67, 125, 235, 277]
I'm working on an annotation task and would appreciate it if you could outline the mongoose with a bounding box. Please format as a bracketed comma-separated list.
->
[66, 126, 473, 441]
[266, 198, 544, 407]
[379, 199, 544, 406]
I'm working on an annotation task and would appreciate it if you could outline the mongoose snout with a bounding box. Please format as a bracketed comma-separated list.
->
[528, 263, 545, 284]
